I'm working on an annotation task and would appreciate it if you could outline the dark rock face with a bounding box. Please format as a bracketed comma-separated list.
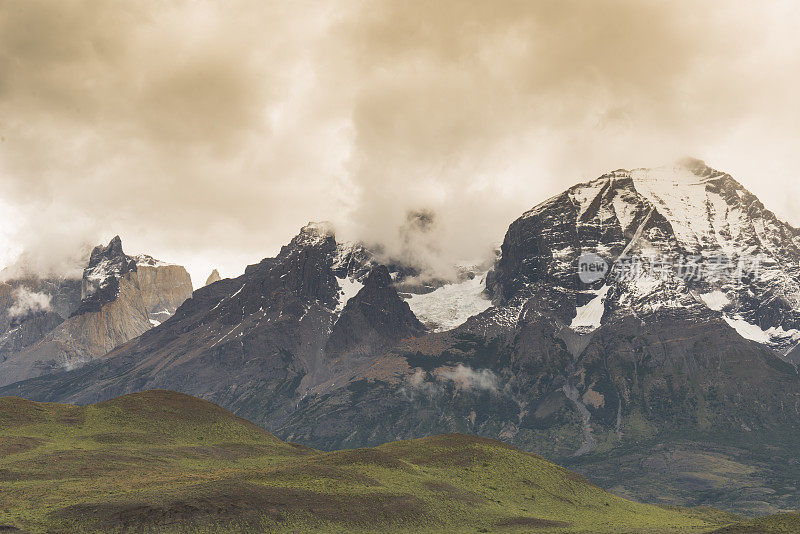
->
[0, 279, 81, 331]
[490, 176, 653, 300]
[331, 242, 374, 281]
[273, 223, 340, 307]
[786, 344, 800, 366]
[327, 265, 425, 355]
[578, 311, 800, 432]
[1, 312, 64, 359]
[74, 236, 137, 316]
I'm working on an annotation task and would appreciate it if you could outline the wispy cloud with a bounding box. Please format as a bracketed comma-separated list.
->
[437, 365, 500, 393]
[406, 364, 501, 395]
[8, 287, 53, 319]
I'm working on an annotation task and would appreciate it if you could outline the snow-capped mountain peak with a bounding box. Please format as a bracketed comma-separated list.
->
[490, 161, 800, 359]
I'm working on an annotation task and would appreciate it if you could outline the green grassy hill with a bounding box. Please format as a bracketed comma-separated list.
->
[0, 390, 745, 533]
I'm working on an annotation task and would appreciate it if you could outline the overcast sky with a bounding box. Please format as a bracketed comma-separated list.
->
[1, 0, 799, 286]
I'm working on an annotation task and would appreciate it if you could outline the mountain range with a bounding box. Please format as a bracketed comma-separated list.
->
[0, 236, 193, 387]
[2, 159, 800, 515]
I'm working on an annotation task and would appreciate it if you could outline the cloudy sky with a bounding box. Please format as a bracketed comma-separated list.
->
[1, 0, 799, 286]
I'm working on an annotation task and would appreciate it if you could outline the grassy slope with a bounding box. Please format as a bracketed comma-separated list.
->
[0, 390, 736, 533]
[710, 512, 800, 533]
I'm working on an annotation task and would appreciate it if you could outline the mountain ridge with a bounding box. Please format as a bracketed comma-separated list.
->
[3, 162, 800, 514]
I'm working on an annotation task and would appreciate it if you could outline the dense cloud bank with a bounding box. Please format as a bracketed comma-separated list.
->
[1, 1, 798, 282]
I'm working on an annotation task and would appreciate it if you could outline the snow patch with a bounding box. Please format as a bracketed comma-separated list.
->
[132, 254, 172, 267]
[335, 276, 363, 312]
[569, 180, 607, 219]
[611, 192, 639, 232]
[83, 259, 116, 296]
[570, 285, 610, 333]
[552, 246, 573, 258]
[699, 291, 730, 311]
[723, 315, 800, 348]
[724, 315, 772, 344]
[230, 284, 246, 299]
[630, 274, 661, 297]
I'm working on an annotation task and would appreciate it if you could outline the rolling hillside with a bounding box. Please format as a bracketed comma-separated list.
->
[0, 390, 737, 533]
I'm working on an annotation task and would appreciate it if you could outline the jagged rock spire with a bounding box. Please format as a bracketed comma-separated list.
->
[205, 269, 221, 286]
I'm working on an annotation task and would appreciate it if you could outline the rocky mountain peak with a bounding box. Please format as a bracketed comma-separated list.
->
[0, 235, 193, 387]
[489, 162, 800, 357]
[289, 221, 336, 249]
[364, 264, 392, 288]
[88, 235, 126, 266]
[326, 264, 425, 355]
[78, 236, 137, 314]
[332, 242, 374, 281]
[72, 234, 195, 324]
[205, 269, 221, 286]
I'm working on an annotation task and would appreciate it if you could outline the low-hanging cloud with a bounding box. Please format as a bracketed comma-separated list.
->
[437, 365, 500, 393]
[0, 202, 97, 281]
[406, 368, 440, 397]
[8, 287, 53, 319]
[406, 365, 500, 395]
[1, 1, 799, 282]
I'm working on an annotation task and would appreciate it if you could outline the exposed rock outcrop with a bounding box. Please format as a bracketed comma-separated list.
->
[0, 278, 82, 334]
[76, 236, 136, 314]
[205, 269, 221, 286]
[133, 260, 194, 325]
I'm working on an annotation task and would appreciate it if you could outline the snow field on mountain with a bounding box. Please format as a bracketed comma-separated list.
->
[724, 314, 800, 352]
[405, 273, 492, 332]
[335, 276, 363, 312]
[570, 285, 610, 333]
